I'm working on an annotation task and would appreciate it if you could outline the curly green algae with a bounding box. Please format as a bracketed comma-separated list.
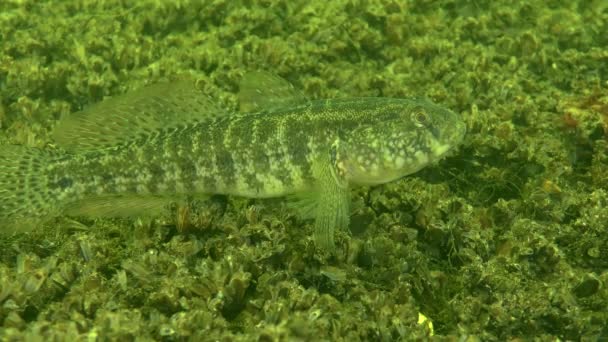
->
[1, 0, 608, 340]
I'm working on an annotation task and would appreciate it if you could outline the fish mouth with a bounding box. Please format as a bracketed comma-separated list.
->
[454, 121, 467, 142]
[430, 122, 466, 162]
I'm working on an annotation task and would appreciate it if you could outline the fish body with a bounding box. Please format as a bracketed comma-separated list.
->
[0, 72, 466, 252]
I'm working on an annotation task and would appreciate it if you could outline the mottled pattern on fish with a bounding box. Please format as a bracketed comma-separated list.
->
[0, 72, 466, 252]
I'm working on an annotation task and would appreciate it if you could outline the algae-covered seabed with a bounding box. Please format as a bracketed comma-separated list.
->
[1, 0, 607, 340]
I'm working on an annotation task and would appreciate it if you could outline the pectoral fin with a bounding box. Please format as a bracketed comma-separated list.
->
[313, 174, 350, 253]
[289, 148, 350, 254]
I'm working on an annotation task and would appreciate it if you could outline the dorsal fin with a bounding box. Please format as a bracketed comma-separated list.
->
[238, 71, 308, 113]
[53, 78, 225, 152]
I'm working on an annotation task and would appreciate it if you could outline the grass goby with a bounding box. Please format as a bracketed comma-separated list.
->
[0, 72, 466, 252]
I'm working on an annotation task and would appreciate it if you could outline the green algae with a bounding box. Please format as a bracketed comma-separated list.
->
[1, 0, 607, 340]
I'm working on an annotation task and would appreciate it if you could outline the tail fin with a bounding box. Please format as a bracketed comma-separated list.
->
[0, 145, 63, 233]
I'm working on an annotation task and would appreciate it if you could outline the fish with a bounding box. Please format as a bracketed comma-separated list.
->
[0, 71, 466, 252]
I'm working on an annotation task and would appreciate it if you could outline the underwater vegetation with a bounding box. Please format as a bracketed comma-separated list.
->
[0, 0, 607, 340]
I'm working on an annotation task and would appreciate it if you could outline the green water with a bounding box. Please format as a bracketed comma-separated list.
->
[0, 0, 606, 340]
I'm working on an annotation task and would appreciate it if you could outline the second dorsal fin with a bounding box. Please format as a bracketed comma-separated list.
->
[53, 78, 225, 152]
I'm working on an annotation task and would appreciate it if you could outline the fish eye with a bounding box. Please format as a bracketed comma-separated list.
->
[411, 107, 430, 128]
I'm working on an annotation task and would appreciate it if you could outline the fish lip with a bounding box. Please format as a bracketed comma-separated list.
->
[431, 122, 466, 162]
[446, 121, 467, 146]
[446, 124, 466, 155]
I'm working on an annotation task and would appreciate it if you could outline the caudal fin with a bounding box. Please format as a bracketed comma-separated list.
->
[0, 145, 63, 233]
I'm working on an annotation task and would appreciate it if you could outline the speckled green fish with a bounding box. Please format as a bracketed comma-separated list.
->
[0, 72, 465, 252]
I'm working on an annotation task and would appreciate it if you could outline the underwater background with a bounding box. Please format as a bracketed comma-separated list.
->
[0, 0, 607, 340]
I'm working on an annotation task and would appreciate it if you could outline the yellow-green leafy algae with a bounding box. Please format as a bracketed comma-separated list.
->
[1, 0, 608, 340]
